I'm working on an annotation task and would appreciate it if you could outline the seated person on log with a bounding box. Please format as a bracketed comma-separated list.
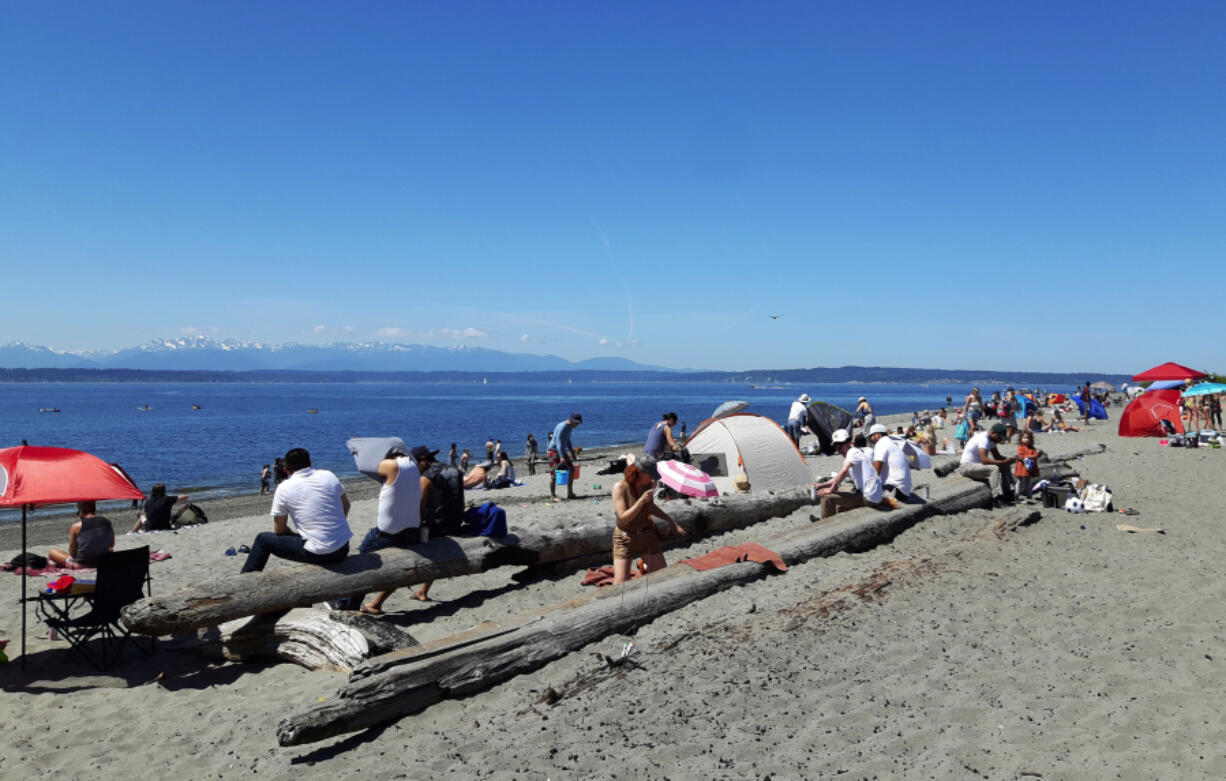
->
[814, 429, 886, 520]
[130, 482, 189, 533]
[956, 423, 1016, 506]
[48, 501, 115, 569]
[611, 455, 687, 585]
[241, 447, 352, 573]
[336, 445, 434, 614]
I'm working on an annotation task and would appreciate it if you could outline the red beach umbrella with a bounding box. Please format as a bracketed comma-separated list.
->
[657, 460, 719, 498]
[0, 445, 144, 670]
[1131, 362, 1208, 383]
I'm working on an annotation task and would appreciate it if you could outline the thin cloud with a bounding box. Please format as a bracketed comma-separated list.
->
[377, 327, 406, 338]
[313, 325, 326, 334]
[440, 328, 487, 339]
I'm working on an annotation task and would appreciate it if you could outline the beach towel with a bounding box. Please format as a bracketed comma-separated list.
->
[2, 548, 171, 577]
[580, 565, 645, 587]
[679, 542, 788, 573]
[463, 502, 508, 537]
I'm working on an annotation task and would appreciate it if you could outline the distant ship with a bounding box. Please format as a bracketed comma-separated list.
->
[38, 407, 61, 413]
[137, 404, 153, 411]
[749, 384, 786, 390]
[192, 404, 201, 410]
[307, 408, 320, 414]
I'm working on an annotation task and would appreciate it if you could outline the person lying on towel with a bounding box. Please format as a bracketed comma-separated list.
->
[610, 455, 687, 584]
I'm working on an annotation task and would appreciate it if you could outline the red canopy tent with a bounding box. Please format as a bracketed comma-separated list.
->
[0, 445, 144, 669]
[1118, 389, 1185, 437]
[1132, 362, 1208, 383]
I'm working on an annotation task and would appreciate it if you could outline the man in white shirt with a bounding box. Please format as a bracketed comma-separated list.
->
[869, 424, 914, 502]
[241, 447, 353, 573]
[814, 429, 885, 519]
[957, 423, 1016, 505]
[786, 394, 810, 446]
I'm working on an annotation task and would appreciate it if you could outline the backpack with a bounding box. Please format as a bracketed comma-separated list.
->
[423, 462, 465, 536]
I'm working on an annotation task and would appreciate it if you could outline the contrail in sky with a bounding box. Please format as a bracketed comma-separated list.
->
[591, 221, 635, 342]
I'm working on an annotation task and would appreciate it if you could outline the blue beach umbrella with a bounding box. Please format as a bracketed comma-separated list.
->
[1182, 382, 1226, 397]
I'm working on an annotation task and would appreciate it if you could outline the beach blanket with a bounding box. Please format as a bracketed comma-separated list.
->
[1, 549, 171, 577]
[580, 565, 644, 587]
[679, 542, 788, 573]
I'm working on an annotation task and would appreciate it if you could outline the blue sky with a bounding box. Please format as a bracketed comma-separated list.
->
[2, 2, 1223, 373]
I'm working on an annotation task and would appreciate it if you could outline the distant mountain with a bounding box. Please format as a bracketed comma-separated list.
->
[0, 336, 675, 373]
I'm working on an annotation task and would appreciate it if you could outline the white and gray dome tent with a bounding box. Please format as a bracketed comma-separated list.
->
[684, 413, 811, 495]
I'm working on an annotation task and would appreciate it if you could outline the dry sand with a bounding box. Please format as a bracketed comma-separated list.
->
[2, 415, 1223, 779]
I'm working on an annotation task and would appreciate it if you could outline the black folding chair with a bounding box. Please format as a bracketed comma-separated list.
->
[42, 546, 155, 670]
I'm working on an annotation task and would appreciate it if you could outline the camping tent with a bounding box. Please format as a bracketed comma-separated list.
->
[1132, 362, 1208, 382]
[685, 413, 812, 495]
[804, 401, 854, 456]
[1070, 395, 1109, 420]
[1118, 389, 1184, 437]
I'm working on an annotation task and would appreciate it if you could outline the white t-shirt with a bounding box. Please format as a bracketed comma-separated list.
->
[873, 437, 912, 496]
[788, 400, 807, 422]
[845, 447, 883, 503]
[270, 467, 352, 554]
[933, 414, 945, 429]
[960, 431, 994, 465]
[377, 457, 422, 534]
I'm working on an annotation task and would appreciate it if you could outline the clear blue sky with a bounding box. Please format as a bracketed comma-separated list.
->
[2, 2, 1222, 373]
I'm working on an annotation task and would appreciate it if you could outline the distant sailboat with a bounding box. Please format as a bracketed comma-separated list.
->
[307, 408, 320, 414]
[192, 404, 201, 410]
[483, 377, 488, 385]
[38, 407, 61, 413]
[137, 404, 153, 411]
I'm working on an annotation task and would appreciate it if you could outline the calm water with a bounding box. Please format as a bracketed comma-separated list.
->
[1, 380, 988, 516]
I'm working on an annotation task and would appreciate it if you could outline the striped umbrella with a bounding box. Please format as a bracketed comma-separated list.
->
[656, 460, 719, 498]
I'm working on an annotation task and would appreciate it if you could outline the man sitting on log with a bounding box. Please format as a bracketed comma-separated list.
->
[814, 429, 886, 519]
[335, 445, 434, 614]
[956, 423, 1016, 507]
[241, 448, 352, 573]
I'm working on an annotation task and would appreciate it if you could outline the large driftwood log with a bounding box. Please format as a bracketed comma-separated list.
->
[195, 609, 420, 671]
[932, 443, 1106, 477]
[122, 488, 815, 636]
[277, 477, 995, 746]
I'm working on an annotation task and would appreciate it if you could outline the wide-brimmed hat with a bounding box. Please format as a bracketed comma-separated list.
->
[798, 394, 811, 403]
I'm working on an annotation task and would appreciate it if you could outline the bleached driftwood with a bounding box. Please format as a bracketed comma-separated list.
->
[277, 477, 996, 746]
[933, 443, 1106, 478]
[122, 488, 816, 637]
[189, 608, 419, 671]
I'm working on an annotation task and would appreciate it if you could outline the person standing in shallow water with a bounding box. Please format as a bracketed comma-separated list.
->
[448, 443, 457, 467]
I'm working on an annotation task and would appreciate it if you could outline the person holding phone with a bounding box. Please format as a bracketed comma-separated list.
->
[610, 455, 687, 584]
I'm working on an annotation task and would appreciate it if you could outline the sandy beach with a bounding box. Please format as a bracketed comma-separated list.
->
[2, 413, 1222, 779]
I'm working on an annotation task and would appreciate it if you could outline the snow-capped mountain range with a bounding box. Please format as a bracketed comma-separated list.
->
[0, 336, 671, 372]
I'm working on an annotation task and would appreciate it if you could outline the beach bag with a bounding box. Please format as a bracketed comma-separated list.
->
[8, 552, 48, 570]
[1082, 484, 1113, 512]
[463, 502, 508, 537]
[423, 463, 465, 536]
[955, 420, 970, 440]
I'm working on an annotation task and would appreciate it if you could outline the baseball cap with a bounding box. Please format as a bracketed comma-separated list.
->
[831, 429, 850, 444]
[634, 454, 659, 480]
[989, 423, 1007, 437]
[410, 445, 439, 462]
[569, 412, 583, 423]
[868, 423, 888, 436]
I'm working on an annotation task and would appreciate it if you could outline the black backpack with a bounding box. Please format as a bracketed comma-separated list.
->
[423, 463, 465, 536]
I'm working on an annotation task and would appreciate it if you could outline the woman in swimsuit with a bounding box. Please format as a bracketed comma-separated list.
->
[610, 457, 687, 584]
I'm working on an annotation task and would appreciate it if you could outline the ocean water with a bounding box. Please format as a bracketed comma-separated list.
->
[2, 380, 985, 514]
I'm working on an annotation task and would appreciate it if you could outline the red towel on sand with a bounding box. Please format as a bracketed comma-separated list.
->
[679, 542, 788, 573]
[581, 565, 645, 587]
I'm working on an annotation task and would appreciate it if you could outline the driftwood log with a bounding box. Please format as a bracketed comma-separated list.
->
[122, 488, 815, 637]
[932, 443, 1106, 478]
[277, 476, 996, 746]
[193, 608, 419, 671]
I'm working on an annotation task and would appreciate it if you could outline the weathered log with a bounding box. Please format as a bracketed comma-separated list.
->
[122, 488, 815, 636]
[276, 476, 996, 746]
[933, 443, 1105, 478]
[195, 608, 420, 671]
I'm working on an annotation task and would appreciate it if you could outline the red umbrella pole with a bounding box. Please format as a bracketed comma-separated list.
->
[20, 504, 27, 671]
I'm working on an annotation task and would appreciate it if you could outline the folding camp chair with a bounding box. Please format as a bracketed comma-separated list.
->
[41, 546, 155, 670]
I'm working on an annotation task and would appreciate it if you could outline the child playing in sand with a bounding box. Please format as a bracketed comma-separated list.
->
[1014, 430, 1040, 502]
